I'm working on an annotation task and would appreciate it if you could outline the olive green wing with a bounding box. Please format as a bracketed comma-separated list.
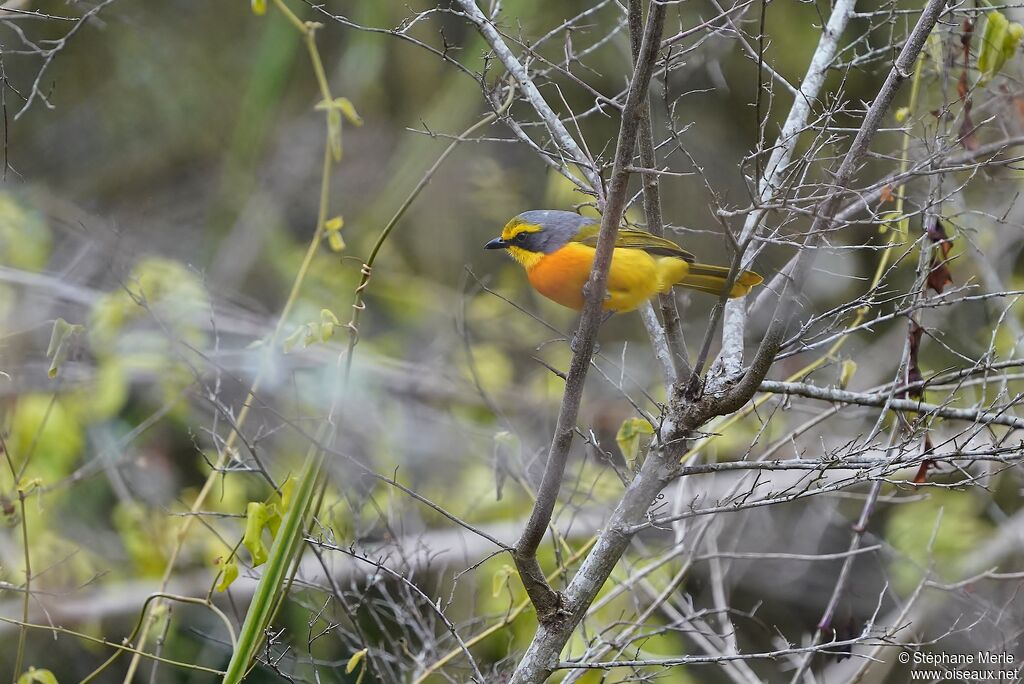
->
[572, 225, 695, 261]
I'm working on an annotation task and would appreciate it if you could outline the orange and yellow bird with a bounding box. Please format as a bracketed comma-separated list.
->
[485, 210, 762, 312]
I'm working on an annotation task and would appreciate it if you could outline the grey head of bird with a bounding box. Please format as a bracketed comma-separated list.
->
[484, 210, 597, 254]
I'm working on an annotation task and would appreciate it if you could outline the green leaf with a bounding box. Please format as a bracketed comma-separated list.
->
[251, 0, 266, 15]
[335, 97, 363, 127]
[10, 395, 83, 481]
[265, 503, 283, 538]
[45, 318, 84, 378]
[243, 502, 272, 566]
[616, 417, 654, 474]
[223, 445, 326, 683]
[346, 648, 368, 674]
[279, 476, 297, 511]
[878, 210, 903, 235]
[839, 360, 857, 389]
[978, 11, 1023, 85]
[327, 231, 345, 252]
[18, 668, 58, 684]
[320, 309, 339, 341]
[491, 563, 515, 597]
[327, 108, 342, 161]
[17, 477, 43, 494]
[215, 558, 239, 592]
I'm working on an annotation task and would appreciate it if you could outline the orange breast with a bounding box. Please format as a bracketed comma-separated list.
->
[527, 243, 594, 311]
[526, 243, 663, 312]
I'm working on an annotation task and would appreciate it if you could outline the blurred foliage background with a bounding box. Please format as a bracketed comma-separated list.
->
[2, 0, 1024, 682]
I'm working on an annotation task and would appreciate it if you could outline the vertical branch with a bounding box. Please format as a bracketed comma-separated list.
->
[506, 1, 666, 621]
[628, 0, 689, 385]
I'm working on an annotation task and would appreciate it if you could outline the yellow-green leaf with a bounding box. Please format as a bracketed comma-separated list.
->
[17, 477, 43, 494]
[251, 0, 266, 15]
[216, 558, 239, 592]
[879, 210, 903, 235]
[346, 648, 368, 674]
[278, 476, 297, 512]
[243, 502, 272, 567]
[978, 11, 1022, 85]
[839, 360, 857, 389]
[491, 563, 516, 597]
[18, 668, 58, 684]
[335, 97, 363, 127]
[324, 216, 344, 232]
[320, 309, 339, 341]
[45, 317, 84, 378]
[265, 503, 283, 538]
[10, 395, 83, 481]
[327, 108, 342, 161]
[616, 417, 654, 473]
[327, 231, 345, 252]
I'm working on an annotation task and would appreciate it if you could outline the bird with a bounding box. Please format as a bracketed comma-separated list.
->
[484, 210, 763, 313]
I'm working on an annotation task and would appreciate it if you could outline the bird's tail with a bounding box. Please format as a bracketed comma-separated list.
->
[657, 258, 763, 298]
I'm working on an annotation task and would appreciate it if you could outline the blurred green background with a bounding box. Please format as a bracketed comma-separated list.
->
[2, 0, 1024, 682]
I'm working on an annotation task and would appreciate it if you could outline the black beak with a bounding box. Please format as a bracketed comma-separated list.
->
[484, 237, 507, 250]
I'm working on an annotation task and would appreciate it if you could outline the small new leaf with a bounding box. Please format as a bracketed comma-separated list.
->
[335, 97, 363, 127]
[46, 317, 83, 378]
[16, 477, 42, 495]
[491, 563, 516, 597]
[320, 309, 339, 341]
[327, 232, 346, 252]
[243, 502, 272, 567]
[279, 476, 297, 512]
[346, 648, 368, 674]
[879, 210, 903, 235]
[325, 216, 346, 252]
[616, 417, 654, 474]
[839, 360, 857, 389]
[17, 668, 58, 684]
[327, 108, 342, 161]
[250, 0, 266, 15]
[215, 558, 239, 592]
[977, 11, 1023, 85]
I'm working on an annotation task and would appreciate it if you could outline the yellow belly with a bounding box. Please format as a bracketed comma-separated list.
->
[527, 243, 681, 312]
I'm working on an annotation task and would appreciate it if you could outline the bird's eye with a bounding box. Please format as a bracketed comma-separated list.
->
[513, 233, 526, 243]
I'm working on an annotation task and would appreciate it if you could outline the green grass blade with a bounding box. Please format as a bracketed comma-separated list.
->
[222, 447, 325, 683]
